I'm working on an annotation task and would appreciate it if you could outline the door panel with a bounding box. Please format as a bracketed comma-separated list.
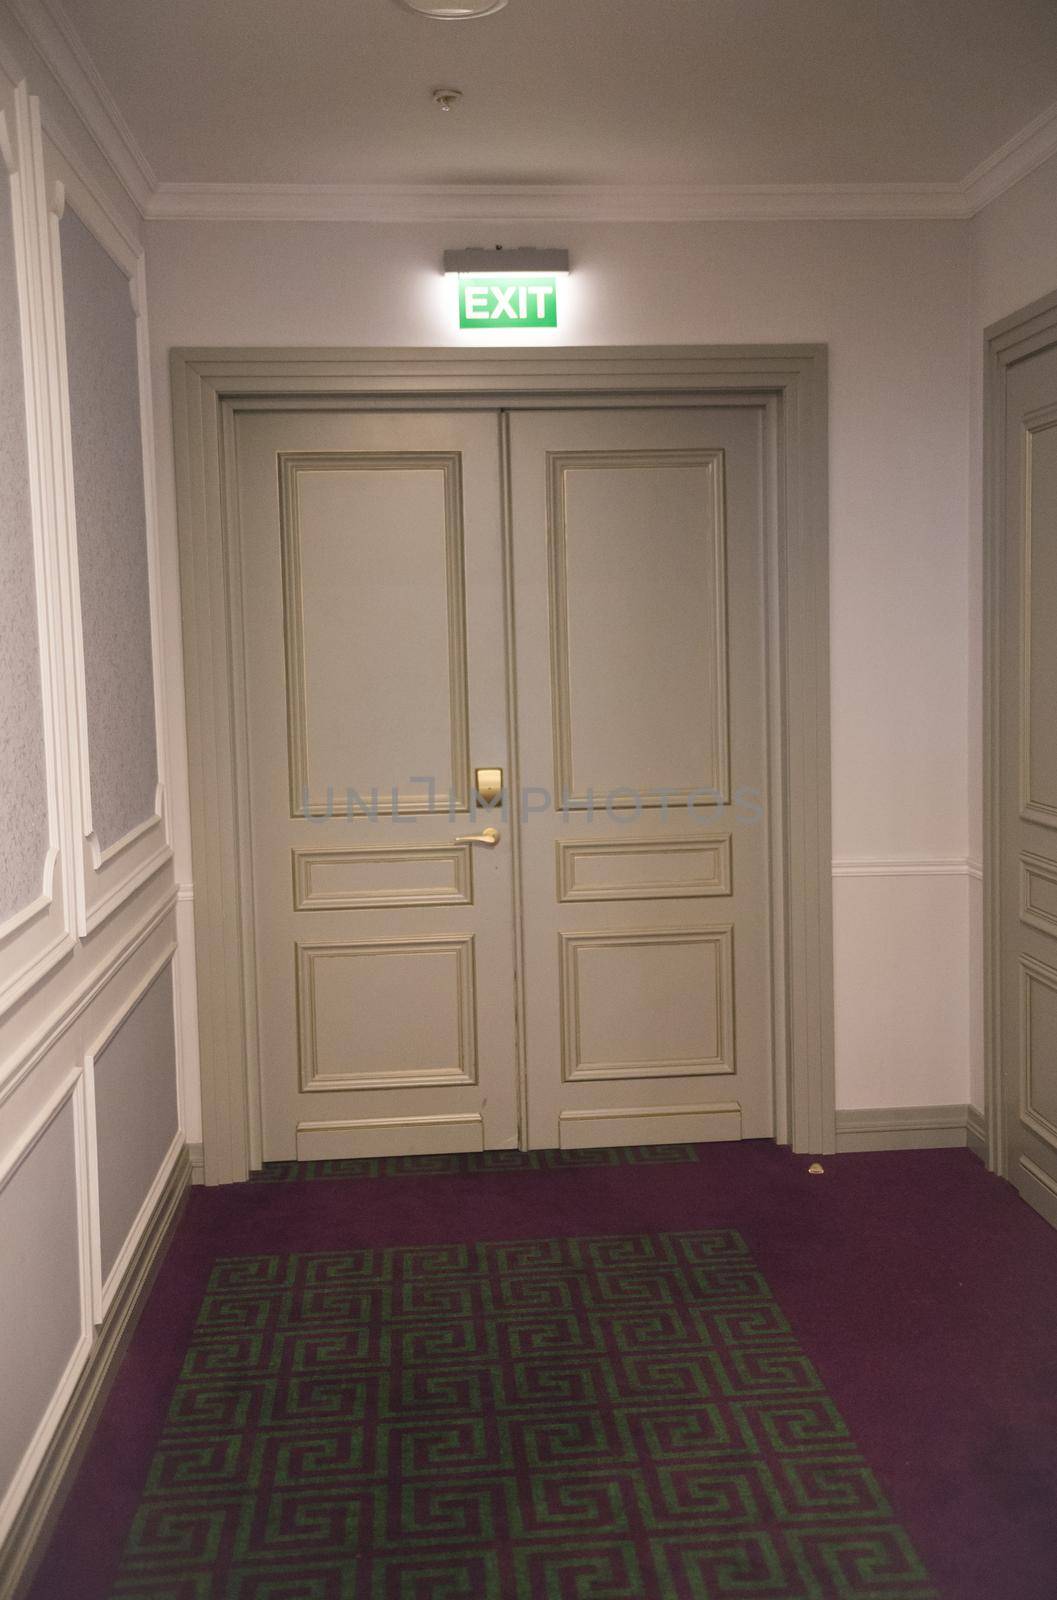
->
[279, 453, 470, 816]
[237, 411, 517, 1162]
[508, 408, 773, 1151]
[1003, 349, 1057, 1222]
[547, 449, 729, 804]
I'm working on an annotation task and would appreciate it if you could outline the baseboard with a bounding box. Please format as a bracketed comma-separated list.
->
[966, 1105, 987, 1164]
[834, 1104, 972, 1153]
[3, 1145, 191, 1600]
[1017, 1155, 1057, 1230]
[187, 1142, 205, 1185]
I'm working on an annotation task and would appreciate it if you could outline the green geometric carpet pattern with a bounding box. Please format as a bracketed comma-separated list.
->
[110, 1231, 937, 1599]
[252, 1144, 701, 1183]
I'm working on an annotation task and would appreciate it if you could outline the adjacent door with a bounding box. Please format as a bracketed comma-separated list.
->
[998, 338, 1057, 1222]
[237, 403, 772, 1161]
[508, 408, 772, 1150]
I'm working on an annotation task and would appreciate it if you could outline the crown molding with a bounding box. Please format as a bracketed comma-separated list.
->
[962, 98, 1057, 213]
[142, 97, 1057, 224]
[7, 0, 1057, 227]
[8, 0, 155, 214]
[146, 178, 974, 224]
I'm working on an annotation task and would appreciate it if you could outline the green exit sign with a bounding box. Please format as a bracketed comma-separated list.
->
[458, 274, 559, 330]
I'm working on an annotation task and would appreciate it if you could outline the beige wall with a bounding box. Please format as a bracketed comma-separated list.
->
[146, 213, 975, 1115]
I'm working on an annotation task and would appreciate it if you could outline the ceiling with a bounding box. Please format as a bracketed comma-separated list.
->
[58, 0, 1057, 189]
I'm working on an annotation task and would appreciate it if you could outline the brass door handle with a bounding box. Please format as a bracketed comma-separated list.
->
[455, 827, 501, 847]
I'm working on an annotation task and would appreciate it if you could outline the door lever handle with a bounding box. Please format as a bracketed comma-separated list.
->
[455, 827, 501, 847]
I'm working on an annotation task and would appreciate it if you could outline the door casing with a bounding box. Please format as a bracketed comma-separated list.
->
[170, 346, 834, 1184]
[984, 289, 1057, 1190]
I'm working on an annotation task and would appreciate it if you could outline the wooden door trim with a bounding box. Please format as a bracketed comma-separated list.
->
[984, 291, 1057, 1179]
[170, 346, 834, 1184]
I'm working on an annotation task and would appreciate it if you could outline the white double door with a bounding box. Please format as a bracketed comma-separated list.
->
[238, 403, 773, 1162]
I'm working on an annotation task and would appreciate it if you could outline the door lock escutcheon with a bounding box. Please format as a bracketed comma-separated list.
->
[474, 767, 504, 807]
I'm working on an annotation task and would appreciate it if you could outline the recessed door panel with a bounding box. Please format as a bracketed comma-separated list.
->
[281, 455, 469, 816]
[296, 936, 477, 1092]
[293, 844, 472, 910]
[560, 927, 734, 1081]
[549, 451, 728, 805]
[1022, 418, 1057, 827]
[557, 835, 732, 902]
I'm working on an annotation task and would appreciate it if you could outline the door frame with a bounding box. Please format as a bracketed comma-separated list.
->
[983, 289, 1057, 1182]
[170, 345, 834, 1184]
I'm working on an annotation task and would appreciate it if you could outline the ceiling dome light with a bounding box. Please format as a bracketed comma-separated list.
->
[398, 0, 508, 18]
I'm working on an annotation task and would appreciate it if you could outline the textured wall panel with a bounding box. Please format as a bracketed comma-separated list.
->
[60, 208, 157, 852]
[0, 170, 48, 923]
[0, 1098, 83, 1506]
[93, 963, 178, 1283]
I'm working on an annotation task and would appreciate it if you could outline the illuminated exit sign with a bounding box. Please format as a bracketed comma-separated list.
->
[458, 275, 559, 330]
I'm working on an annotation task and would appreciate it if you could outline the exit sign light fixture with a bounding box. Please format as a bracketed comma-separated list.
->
[444, 246, 570, 331]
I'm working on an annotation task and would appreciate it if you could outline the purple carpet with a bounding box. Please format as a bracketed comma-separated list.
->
[24, 1143, 1057, 1599]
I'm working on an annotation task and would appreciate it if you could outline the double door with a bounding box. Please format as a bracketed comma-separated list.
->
[237, 403, 772, 1161]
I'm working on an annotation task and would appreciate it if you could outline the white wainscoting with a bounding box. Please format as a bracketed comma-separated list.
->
[0, 1069, 92, 1558]
[0, 32, 194, 1600]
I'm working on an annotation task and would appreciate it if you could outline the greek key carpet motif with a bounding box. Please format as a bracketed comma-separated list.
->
[252, 1144, 701, 1183]
[110, 1230, 936, 1599]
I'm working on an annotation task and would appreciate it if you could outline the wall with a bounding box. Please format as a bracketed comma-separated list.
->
[0, 4, 194, 1587]
[967, 150, 1057, 1111]
[146, 213, 975, 1116]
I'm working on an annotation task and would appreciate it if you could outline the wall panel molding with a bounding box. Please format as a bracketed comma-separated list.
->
[82, 943, 180, 1321]
[0, 1146, 189, 1600]
[42, 154, 171, 934]
[0, 75, 75, 1020]
[0, 883, 176, 1110]
[0, 24, 187, 1595]
[0, 1066, 92, 1555]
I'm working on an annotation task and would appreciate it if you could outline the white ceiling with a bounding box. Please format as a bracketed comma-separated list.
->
[57, 0, 1057, 189]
